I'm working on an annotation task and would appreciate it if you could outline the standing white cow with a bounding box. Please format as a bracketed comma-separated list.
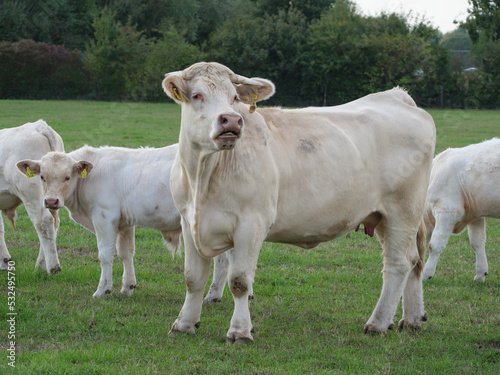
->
[423, 138, 500, 282]
[162, 62, 436, 343]
[0, 120, 64, 273]
[17, 144, 184, 297]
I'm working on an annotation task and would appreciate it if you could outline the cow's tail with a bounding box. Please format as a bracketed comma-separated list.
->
[50, 209, 59, 230]
[161, 229, 183, 258]
[2, 208, 17, 231]
[415, 218, 427, 279]
[34, 119, 65, 153]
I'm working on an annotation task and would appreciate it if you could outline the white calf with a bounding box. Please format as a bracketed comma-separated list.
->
[423, 138, 500, 282]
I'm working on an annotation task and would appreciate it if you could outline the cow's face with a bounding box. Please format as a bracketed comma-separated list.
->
[162, 62, 275, 151]
[17, 152, 93, 210]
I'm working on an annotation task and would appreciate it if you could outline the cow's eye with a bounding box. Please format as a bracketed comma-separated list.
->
[233, 95, 239, 103]
[40, 176, 45, 182]
[65, 176, 70, 181]
[192, 93, 204, 101]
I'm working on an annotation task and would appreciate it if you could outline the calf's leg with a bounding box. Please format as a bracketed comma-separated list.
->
[117, 227, 137, 295]
[0, 214, 13, 270]
[204, 252, 230, 303]
[93, 218, 118, 298]
[468, 218, 488, 282]
[423, 212, 458, 280]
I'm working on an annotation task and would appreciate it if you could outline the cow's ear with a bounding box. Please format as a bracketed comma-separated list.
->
[16, 160, 41, 178]
[73, 161, 93, 179]
[162, 72, 187, 103]
[236, 78, 275, 104]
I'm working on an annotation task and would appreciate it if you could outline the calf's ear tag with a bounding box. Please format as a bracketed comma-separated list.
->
[80, 168, 87, 178]
[26, 167, 36, 179]
[172, 87, 182, 101]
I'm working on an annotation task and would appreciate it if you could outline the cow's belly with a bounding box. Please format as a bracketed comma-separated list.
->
[0, 191, 22, 210]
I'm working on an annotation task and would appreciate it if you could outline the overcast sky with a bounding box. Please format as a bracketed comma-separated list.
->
[353, 0, 470, 33]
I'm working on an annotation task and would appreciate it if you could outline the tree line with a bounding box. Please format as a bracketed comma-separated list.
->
[0, 0, 498, 108]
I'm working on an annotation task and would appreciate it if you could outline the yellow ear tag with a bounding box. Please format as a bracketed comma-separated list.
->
[172, 87, 182, 101]
[26, 167, 36, 179]
[80, 168, 87, 179]
[249, 93, 258, 113]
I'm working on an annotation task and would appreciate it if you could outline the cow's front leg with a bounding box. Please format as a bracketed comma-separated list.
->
[117, 227, 137, 296]
[170, 222, 211, 334]
[93, 218, 118, 298]
[468, 218, 488, 282]
[226, 226, 263, 344]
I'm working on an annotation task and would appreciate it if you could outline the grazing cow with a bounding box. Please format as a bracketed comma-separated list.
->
[162, 62, 436, 343]
[423, 138, 500, 282]
[0, 120, 64, 273]
[17, 144, 185, 298]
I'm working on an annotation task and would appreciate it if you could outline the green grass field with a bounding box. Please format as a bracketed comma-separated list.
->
[0, 100, 499, 374]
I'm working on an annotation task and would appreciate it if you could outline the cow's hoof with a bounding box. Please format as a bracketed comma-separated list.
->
[474, 273, 487, 282]
[398, 319, 422, 331]
[168, 320, 197, 335]
[226, 332, 253, 345]
[50, 265, 61, 274]
[363, 324, 387, 335]
[121, 285, 136, 296]
[93, 289, 111, 298]
[421, 311, 428, 322]
[248, 294, 254, 301]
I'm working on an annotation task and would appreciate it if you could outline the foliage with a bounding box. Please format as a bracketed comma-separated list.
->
[0, 0, 498, 107]
[207, 7, 309, 105]
[84, 8, 148, 100]
[1, 101, 500, 373]
[0, 39, 90, 100]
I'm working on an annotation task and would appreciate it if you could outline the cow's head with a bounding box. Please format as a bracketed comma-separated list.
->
[17, 152, 93, 210]
[162, 62, 275, 151]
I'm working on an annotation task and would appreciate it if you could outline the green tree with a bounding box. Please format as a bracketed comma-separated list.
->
[84, 8, 148, 100]
[208, 7, 309, 105]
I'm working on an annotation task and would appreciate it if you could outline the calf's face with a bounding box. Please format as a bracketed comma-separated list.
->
[17, 152, 93, 210]
[162, 62, 275, 151]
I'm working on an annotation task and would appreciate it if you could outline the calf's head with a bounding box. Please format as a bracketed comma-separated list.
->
[17, 152, 93, 210]
[162, 62, 275, 151]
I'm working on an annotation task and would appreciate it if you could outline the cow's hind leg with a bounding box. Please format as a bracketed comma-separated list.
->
[117, 227, 137, 296]
[170, 221, 211, 335]
[364, 219, 423, 334]
[204, 251, 229, 303]
[468, 218, 488, 282]
[399, 220, 427, 330]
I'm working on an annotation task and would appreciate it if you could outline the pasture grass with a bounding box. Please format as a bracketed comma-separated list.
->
[0, 100, 499, 374]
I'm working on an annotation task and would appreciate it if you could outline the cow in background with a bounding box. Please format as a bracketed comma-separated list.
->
[0, 120, 64, 273]
[423, 138, 500, 282]
[162, 62, 436, 343]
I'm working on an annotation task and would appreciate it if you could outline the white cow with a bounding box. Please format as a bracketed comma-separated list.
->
[17, 144, 185, 298]
[0, 120, 64, 273]
[423, 138, 500, 282]
[162, 62, 436, 343]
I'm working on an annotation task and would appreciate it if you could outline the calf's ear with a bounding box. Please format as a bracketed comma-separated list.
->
[16, 160, 41, 178]
[162, 72, 187, 103]
[73, 161, 94, 179]
[235, 78, 275, 104]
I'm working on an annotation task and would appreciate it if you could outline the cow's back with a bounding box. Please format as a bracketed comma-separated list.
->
[257, 89, 435, 243]
[0, 120, 64, 205]
[430, 139, 500, 219]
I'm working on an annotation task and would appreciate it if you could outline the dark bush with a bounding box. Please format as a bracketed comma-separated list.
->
[0, 39, 91, 99]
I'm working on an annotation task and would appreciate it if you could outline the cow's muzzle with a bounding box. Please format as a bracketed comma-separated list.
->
[44, 198, 60, 210]
[214, 113, 243, 150]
